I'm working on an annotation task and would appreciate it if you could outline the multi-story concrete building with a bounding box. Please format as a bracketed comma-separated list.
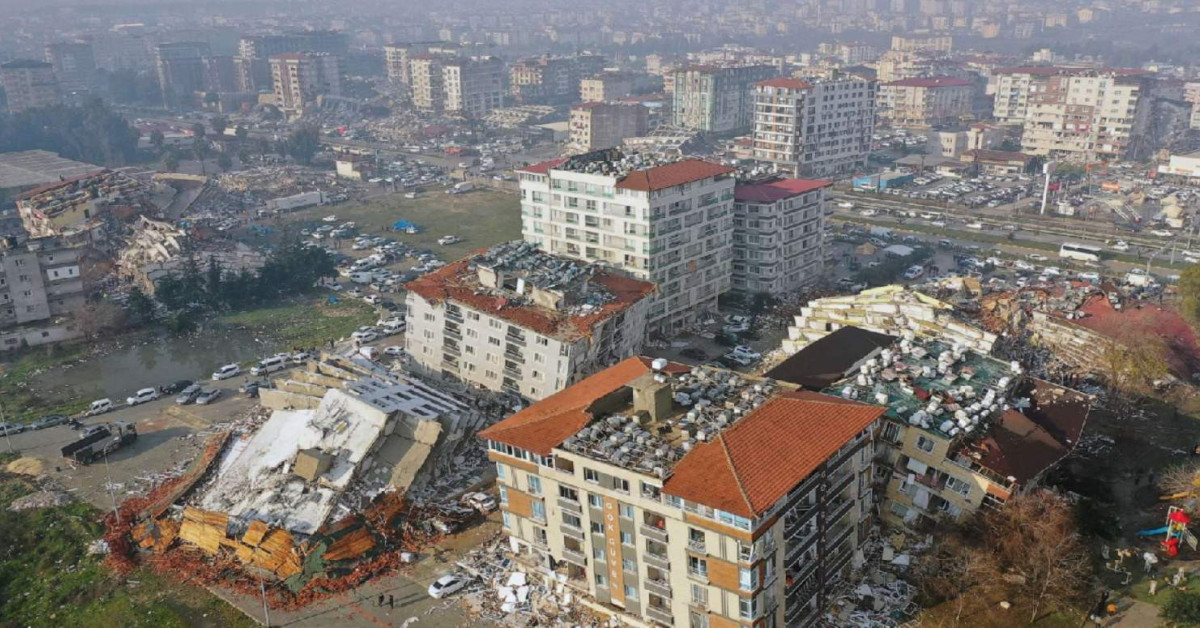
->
[269, 52, 341, 119]
[234, 31, 347, 93]
[818, 42, 879, 65]
[383, 41, 457, 87]
[0, 60, 61, 113]
[581, 73, 635, 103]
[0, 236, 86, 351]
[750, 77, 877, 178]
[1185, 82, 1200, 131]
[1007, 68, 1153, 161]
[16, 169, 142, 239]
[409, 56, 445, 113]
[569, 103, 650, 153]
[404, 242, 655, 401]
[509, 55, 605, 105]
[155, 42, 211, 109]
[518, 150, 736, 336]
[991, 66, 1070, 124]
[876, 77, 975, 129]
[731, 178, 831, 295]
[443, 56, 505, 118]
[482, 357, 883, 628]
[672, 65, 778, 135]
[44, 42, 96, 101]
[890, 34, 953, 53]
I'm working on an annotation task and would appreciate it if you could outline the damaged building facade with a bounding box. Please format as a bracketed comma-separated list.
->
[116, 216, 267, 294]
[404, 241, 655, 401]
[16, 169, 144, 241]
[0, 235, 86, 351]
[482, 356, 883, 628]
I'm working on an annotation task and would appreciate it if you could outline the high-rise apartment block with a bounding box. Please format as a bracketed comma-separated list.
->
[890, 34, 953, 53]
[731, 178, 831, 294]
[0, 236, 86, 351]
[384, 41, 457, 86]
[482, 357, 882, 628]
[994, 68, 1153, 161]
[518, 150, 735, 336]
[750, 77, 877, 178]
[44, 42, 97, 100]
[581, 73, 634, 103]
[569, 103, 650, 153]
[409, 56, 445, 113]
[876, 77, 974, 129]
[672, 65, 778, 134]
[403, 242, 654, 401]
[155, 42, 212, 109]
[443, 56, 505, 118]
[270, 53, 342, 119]
[235, 31, 347, 92]
[509, 55, 606, 105]
[0, 60, 61, 113]
[1185, 82, 1200, 131]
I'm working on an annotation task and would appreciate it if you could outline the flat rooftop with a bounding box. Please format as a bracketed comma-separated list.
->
[0, 151, 103, 191]
[405, 241, 655, 342]
[521, 148, 733, 192]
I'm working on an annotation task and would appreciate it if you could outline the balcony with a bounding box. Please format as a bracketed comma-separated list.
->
[643, 551, 669, 569]
[561, 547, 587, 566]
[644, 578, 671, 598]
[558, 497, 581, 513]
[640, 523, 668, 543]
[829, 522, 854, 551]
[645, 604, 674, 625]
[504, 348, 525, 364]
[562, 523, 585, 540]
[686, 539, 706, 555]
[443, 327, 462, 341]
[505, 333, 526, 347]
[445, 310, 463, 324]
[687, 568, 709, 584]
[827, 497, 854, 526]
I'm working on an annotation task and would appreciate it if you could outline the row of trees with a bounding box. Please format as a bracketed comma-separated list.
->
[156, 123, 320, 174]
[0, 99, 139, 166]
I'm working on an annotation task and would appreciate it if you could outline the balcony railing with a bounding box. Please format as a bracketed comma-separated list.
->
[645, 604, 673, 625]
[558, 497, 581, 513]
[687, 568, 709, 583]
[640, 523, 668, 542]
[561, 547, 587, 566]
[643, 551, 669, 569]
[686, 539, 706, 554]
[644, 578, 671, 598]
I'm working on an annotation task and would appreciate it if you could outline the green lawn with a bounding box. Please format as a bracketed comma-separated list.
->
[0, 345, 89, 423]
[217, 296, 378, 354]
[0, 460, 254, 627]
[256, 186, 522, 260]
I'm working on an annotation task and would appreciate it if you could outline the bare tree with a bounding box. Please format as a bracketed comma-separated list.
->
[1098, 327, 1170, 398]
[914, 530, 996, 623]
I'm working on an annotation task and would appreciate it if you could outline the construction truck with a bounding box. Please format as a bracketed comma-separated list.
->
[61, 421, 138, 464]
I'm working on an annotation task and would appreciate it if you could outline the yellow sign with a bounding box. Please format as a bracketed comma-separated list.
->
[603, 496, 625, 603]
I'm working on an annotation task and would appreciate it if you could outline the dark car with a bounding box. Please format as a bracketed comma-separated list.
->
[239, 380, 268, 397]
[30, 414, 69, 430]
[160, 379, 194, 395]
[679, 348, 708, 362]
[379, 300, 399, 311]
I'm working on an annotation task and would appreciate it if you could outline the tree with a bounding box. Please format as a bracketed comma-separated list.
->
[193, 140, 212, 176]
[1179, 263, 1200, 328]
[216, 153, 233, 172]
[210, 116, 228, 137]
[161, 150, 179, 173]
[0, 99, 139, 166]
[149, 129, 165, 153]
[203, 92, 220, 107]
[914, 531, 995, 623]
[1097, 327, 1170, 397]
[124, 287, 156, 324]
[235, 125, 249, 142]
[75, 301, 127, 339]
[1162, 590, 1200, 625]
[190, 122, 206, 140]
[284, 124, 321, 164]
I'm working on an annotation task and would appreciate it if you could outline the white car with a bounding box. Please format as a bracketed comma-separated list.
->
[385, 346, 406, 357]
[1027, 253, 1048, 262]
[1014, 260, 1035, 271]
[364, 294, 382, 305]
[437, 235, 462, 245]
[1112, 241, 1130, 251]
[860, 209, 878, 217]
[1042, 266, 1062, 276]
[428, 574, 470, 599]
[212, 363, 241, 381]
[903, 265, 925, 280]
[731, 345, 762, 361]
[461, 492, 497, 513]
[351, 329, 378, 343]
[125, 388, 160, 406]
[1151, 229, 1174, 237]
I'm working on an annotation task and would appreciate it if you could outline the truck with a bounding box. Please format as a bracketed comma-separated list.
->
[868, 226, 893, 239]
[446, 182, 474, 195]
[61, 421, 138, 464]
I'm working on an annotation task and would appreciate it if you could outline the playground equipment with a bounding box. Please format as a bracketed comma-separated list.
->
[1136, 507, 1193, 557]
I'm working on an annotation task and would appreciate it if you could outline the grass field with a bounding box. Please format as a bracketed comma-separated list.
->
[0, 345, 89, 422]
[217, 296, 378, 354]
[259, 186, 522, 261]
[0, 460, 254, 627]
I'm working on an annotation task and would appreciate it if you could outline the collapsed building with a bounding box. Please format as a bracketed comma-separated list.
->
[116, 216, 267, 294]
[16, 169, 146, 241]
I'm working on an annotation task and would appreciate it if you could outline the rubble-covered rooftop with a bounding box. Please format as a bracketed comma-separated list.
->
[405, 241, 655, 341]
[521, 148, 733, 191]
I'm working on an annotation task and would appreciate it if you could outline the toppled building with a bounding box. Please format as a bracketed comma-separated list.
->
[116, 216, 267, 294]
[16, 169, 145, 240]
[482, 356, 882, 627]
[405, 241, 656, 401]
[783, 285, 997, 355]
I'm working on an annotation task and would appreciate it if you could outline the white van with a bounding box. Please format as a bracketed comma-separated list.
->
[251, 356, 287, 376]
[349, 272, 374, 284]
[382, 319, 406, 335]
[86, 399, 114, 416]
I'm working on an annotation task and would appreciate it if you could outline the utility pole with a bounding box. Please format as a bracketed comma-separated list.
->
[260, 577, 271, 627]
[102, 450, 121, 525]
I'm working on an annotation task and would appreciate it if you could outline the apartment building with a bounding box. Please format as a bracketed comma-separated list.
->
[235, 31, 347, 92]
[0, 236, 86, 351]
[1016, 69, 1152, 161]
[876, 77, 974, 129]
[750, 77, 877, 178]
[409, 56, 445, 112]
[44, 42, 97, 100]
[890, 34, 953, 53]
[672, 65, 778, 135]
[482, 357, 883, 628]
[817, 42, 879, 65]
[443, 56, 505, 118]
[581, 73, 634, 103]
[569, 103, 649, 153]
[518, 150, 735, 336]
[731, 178, 831, 295]
[509, 55, 605, 105]
[270, 52, 342, 119]
[383, 41, 452, 86]
[16, 169, 142, 239]
[1, 60, 61, 113]
[991, 66, 1071, 124]
[403, 242, 654, 400]
[1186, 82, 1200, 131]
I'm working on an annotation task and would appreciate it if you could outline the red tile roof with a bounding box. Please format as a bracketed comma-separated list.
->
[478, 357, 687, 455]
[971, 380, 1089, 485]
[518, 158, 567, 175]
[884, 76, 973, 88]
[1070, 294, 1200, 377]
[405, 256, 656, 343]
[756, 78, 812, 90]
[734, 178, 832, 203]
[615, 160, 734, 192]
[664, 391, 884, 518]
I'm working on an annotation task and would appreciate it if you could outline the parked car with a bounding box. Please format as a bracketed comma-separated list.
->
[195, 389, 222, 405]
[0, 422, 25, 435]
[461, 491, 497, 513]
[679, 347, 708, 362]
[30, 414, 69, 430]
[1027, 253, 1048, 262]
[160, 380, 193, 395]
[176, 384, 203, 404]
[731, 345, 762, 361]
[126, 388, 161, 406]
[251, 356, 287, 376]
[85, 399, 114, 417]
[437, 235, 462, 245]
[721, 353, 756, 367]
[364, 294, 382, 305]
[290, 351, 312, 364]
[351, 328, 378, 343]
[428, 574, 470, 599]
[240, 380, 267, 397]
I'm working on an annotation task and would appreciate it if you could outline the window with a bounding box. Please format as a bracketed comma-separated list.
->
[882, 422, 902, 444]
[691, 583, 708, 606]
[739, 567, 758, 591]
[563, 512, 581, 529]
[739, 596, 757, 620]
[593, 546, 604, 560]
[945, 476, 971, 497]
[624, 585, 637, 598]
[559, 486, 578, 502]
[620, 504, 633, 519]
[584, 468, 600, 484]
[527, 476, 542, 496]
[620, 531, 634, 546]
[889, 501, 910, 518]
[496, 463, 506, 480]
[623, 558, 635, 573]
[488, 337, 501, 346]
[591, 521, 604, 534]
[499, 486, 509, 505]
[916, 435, 936, 453]
[612, 477, 630, 494]
[665, 494, 683, 508]
[531, 501, 546, 522]
[588, 494, 602, 508]
[688, 555, 708, 578]
[502, 511, 512, 528]
[595, 573, 607, 586]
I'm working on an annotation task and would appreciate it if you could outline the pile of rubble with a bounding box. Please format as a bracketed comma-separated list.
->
[824, 528, 922, 627]
[8, 490, 72, 511]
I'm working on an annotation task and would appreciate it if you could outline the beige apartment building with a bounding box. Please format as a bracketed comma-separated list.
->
[1, 60, 61, 113]
[750, 77, 876, 177]
[876, 77, 974, 129]
[403, 242, 654, 401]
[518, 150, 735, 336]
[409, 56, 445, 112]
[581, 73, 634, 103]
[443, 56, 505, 118]
[482, 357, 883, 628]
[890, 34, 953, 53]
[16, 169, 142, 240]
[269, 52, 341, 119]
[569, 103, 650, 153]
[672, 65, 778, 134]
[383, 41, 453, 86]
[731, 178, 831, 295]
[0, 236, 86, 351]
[1018, 69, 1153, 161]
